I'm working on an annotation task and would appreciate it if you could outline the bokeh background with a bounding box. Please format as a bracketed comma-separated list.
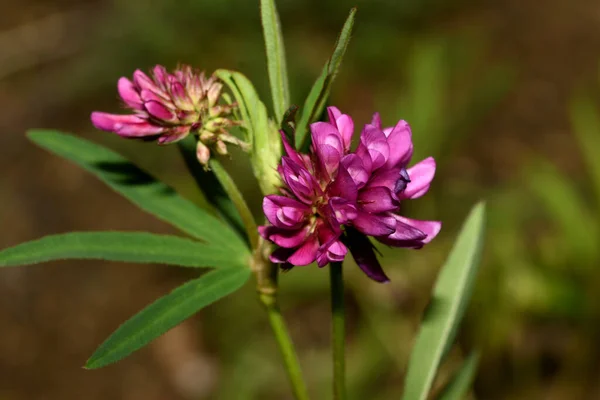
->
[1, 0, 600, 399]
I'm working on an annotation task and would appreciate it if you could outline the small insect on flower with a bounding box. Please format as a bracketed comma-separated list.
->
[259, 107, 441, 282]
[91, 65, 246, 166]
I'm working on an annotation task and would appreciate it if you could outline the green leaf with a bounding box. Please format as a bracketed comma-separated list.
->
[402, 203, 486, 400]
[27, 130, 246, 252]
[177, 136, 246, 240]
[296, 8, 356, 149]
[86, 267, 251, 369]
[569, 93, 600, 206]
[525, 158, 599, 263]
[260, 0, 290, 123]
[438, 351, 480, 400]
[398, 38, 445, 162]
[216, 70, 281, 195]
[296, 66, 327, 149]
[209, 159, 259, 249]
[0, 232, 248, 269]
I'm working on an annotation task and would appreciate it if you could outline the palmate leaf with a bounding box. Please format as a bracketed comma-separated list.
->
[0, 231, 249, 269]
[296, 8, 356, 150]
[27, 130, 247, 252]
[260, 0, 290, 124]
[85, 267, 251, 369]
[402, 203, 486, 400]
[438, 351, 480, 400]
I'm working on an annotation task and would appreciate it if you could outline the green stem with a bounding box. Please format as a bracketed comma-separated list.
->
[176, 137, 246, 239]
[330, 261, 346, 400]
[254, 241, 309, 400]
[261, 293, 310, 400]
[209, 159, 259, 249]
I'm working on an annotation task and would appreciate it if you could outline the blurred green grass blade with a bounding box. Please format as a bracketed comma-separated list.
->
[296, 8, 356, 149]
[525, 157, 599, 263]
[569, 93, 600, 206]
[177, 136, 246, 239]
[0, 232, 248, 269]
[216, 70, 281, 195]
[260, 0, 290, 123]
[86, 267, 251, 369]
[438, 351, 480, 400]
[27, 130, 247, 252]
[447, 65, 515, 160]
[209, 159, 259, 249]
[400, 39, 445, 161]
[402, 203, 486, 400]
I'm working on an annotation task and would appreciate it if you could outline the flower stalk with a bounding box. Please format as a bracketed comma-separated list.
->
[330, 261, 346, 400]
[253, 239, 310, 400]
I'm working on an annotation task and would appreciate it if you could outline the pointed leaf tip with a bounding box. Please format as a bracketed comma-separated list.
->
[296, 8, 356, 149]
[85, 267, 251, 369]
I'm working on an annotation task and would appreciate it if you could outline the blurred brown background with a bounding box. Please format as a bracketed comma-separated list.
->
[2, 0, 600, 399]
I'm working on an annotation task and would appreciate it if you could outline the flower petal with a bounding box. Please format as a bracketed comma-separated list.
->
[133, 69, 158, 92]
[152, 65, 168, 88]
[384, 120, 413, 168]
[157, 126, 190, 144]
[259, 225, 309, 248]
[279, 130, 304, 166]
[287, 237, 319, 266]
[345, 228, 389, 283]
[90, 112, 164, 137]
[316, 223, 347, 267]
[170, 81, 194, 111]
[311, 122, 344, 177]
[280, 157, 319, 204]
[141, 89, 169, 103]
[395, 216, 441, 244]
[370, 112, 382, 129]
[400, 157, 436, 199]
[358, 124, 389, 170]
[341, 154, 370, 187]
[145, 100, 176, 121]
[328, 165, 358, 201]
[328, 197, 358, 225]
[364, 167, 402, 193]
[327, 106, 342, 122]
[117, 77, 142, 110]
[352, 211, 396, 236]
[376, 215, 440, 248]
[327, 107, 354, 151]
[263, 195, 310, 229]
[358, 187, 398, 213]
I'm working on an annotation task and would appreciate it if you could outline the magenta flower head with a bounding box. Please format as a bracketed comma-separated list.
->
[259, 107, 441, 283]
[91, 65, 245, 166]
